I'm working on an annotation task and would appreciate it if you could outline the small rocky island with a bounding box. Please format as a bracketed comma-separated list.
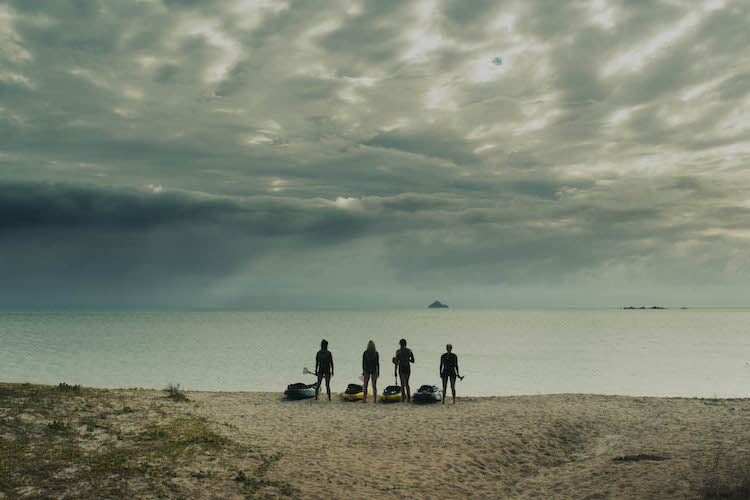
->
[623, 306, 667, 310]
[428, 300, 449, 309]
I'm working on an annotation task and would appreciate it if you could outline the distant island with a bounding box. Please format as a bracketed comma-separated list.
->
[623, 306, 667, 310]
[428, 301, 449, 309]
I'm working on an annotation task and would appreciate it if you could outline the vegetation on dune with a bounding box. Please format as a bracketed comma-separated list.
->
[57, 382, 81, 393]
[235, 453, 292, 496]
[0, 382, 293, 498]
[164, 382, 189, 402]
[686, 446, 750, 500]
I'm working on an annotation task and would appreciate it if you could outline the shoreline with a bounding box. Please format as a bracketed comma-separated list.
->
[3, 379, 748, 400]
[2, 382, 748, 498]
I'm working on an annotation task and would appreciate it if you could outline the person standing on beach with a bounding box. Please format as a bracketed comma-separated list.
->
[440, 344, 460, 404]
[362, 340, 379, 403]
[395, 339, 414, 402]
[315, 339, 334, 401]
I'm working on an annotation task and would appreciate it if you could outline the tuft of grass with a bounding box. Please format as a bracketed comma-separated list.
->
[164, 383, 189, 402]
[46, 420, 69, 433]
[113, 406, 136, 414]
[186, 430, 231, 446]
[137, 417, 233, 461]
[233, 452, 293, 496]
[235, 468, 292, 496]
[81, 416, 101, 433]
[78, 416, 123, 439]
[257, 452, 283, 475]
[58, 382, 81, 393]
[685, 447, 750, 499]
[191, 469, 218, 479]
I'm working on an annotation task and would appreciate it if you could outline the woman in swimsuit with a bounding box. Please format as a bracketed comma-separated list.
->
[315, 339, 334, 400]
[362, 340, 379, 403]
[439, 344, 460, 404]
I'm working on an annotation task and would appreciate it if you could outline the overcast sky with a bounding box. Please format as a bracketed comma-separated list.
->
[1, 0, 749, 308]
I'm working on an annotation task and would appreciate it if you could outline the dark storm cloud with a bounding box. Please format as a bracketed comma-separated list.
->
[0, 182, 379, 239]
[1, 0, 750, 307]
[0, 181, 381, 306]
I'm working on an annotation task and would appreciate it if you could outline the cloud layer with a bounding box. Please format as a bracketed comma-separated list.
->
[1, 0, 750, 307]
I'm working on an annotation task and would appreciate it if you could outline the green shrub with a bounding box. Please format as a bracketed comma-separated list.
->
[164, 383, 188, 402]
[46, 420, 69, 433]
[58, 383, 81, 393]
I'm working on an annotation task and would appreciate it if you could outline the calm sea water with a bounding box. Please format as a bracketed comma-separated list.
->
[1, 309, 748, 397]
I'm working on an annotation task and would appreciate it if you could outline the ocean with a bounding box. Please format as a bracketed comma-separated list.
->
[1, 309, 748, 397]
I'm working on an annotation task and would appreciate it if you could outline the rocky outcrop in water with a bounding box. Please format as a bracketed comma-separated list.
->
[428, 301, 449, 309]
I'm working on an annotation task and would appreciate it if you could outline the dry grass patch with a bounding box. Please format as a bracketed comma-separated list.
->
[686, 446, 750, 500]
[0, 383, 293, 498]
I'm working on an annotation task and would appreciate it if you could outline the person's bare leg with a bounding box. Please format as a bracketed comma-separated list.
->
[451, 376, 457, 404]
[400, 372, 406, 401]
[325, 373, 331, 401]
[372, 374, 378, 403]
[315, 373, 323, 400]
[404, 372, 411, 402]
[363, 373, 370, 402]
[442, 377, 448, 404]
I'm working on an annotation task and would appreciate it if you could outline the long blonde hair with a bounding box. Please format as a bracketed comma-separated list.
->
[365, 340, 377, 360]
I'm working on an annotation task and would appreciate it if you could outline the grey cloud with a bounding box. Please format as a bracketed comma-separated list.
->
[2, 0, 750, 307]
[362, 127, 477, 165]
[438, 0, 504, 41]
[162, 0, 204, 6]
[0, 182, 376, 239]
[319, 1, 414, 66]
[154, 64, 180, 84]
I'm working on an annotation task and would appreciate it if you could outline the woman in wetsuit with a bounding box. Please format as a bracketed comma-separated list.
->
[362, 340, 379, 403]
[395, 338, 414, 402]
[440, 344, 460, 404]
[315, 339, 334, 401]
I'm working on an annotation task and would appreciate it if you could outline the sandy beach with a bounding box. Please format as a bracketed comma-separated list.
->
[1, 383, 748, 499]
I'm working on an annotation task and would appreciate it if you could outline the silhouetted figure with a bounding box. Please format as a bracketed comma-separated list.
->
[362, 340, 379, 403]
[440, 344, 460, 404]
[315, 339, 334, 400]
[395, 339, 414, 401]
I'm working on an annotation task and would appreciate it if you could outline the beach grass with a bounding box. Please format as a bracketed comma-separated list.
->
[0, 383, 293, 498]
[164, 382, 189, 402]
[685, 446, 750, 499]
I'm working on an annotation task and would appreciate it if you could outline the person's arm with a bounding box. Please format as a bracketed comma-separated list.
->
[329, 352, 334, 377]
[439, 353, 444, 376]
[376, 352, 380, 377]
[362, 352, 366, 375]
[315, 353, 320, 376]
[409, 350, 414, 364]
[394, 352, 398, 378]
[454, 355, 460, 377]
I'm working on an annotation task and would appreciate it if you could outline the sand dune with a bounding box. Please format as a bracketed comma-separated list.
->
[188, 391, 748, 499]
